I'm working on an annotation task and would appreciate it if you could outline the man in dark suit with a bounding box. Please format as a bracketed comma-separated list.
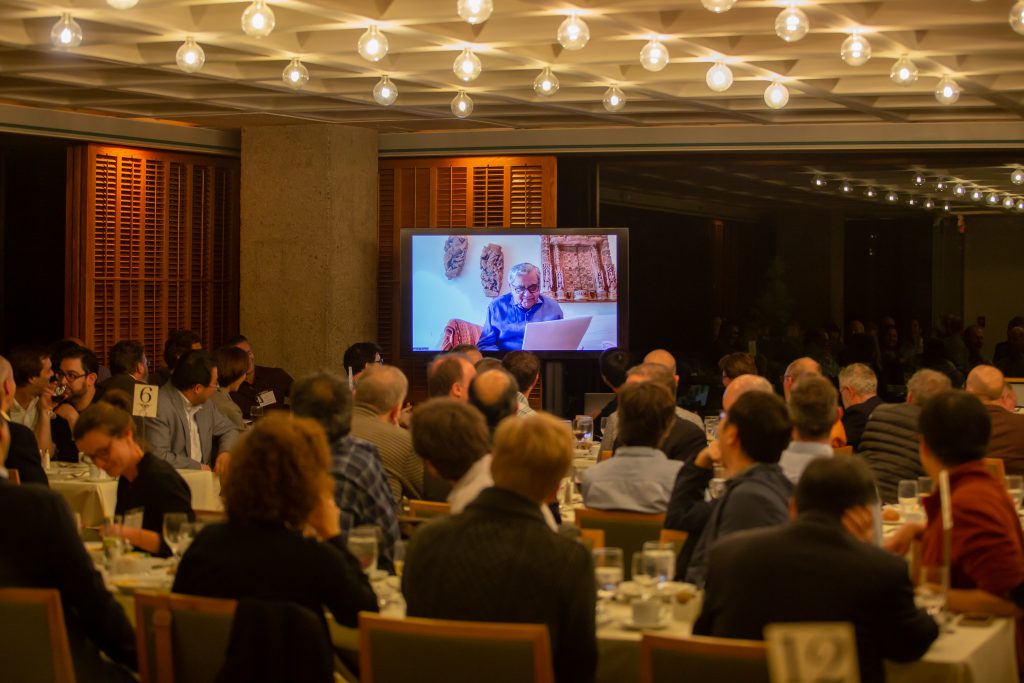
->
[0, 355, 47, 486]
[838, 362, 884, 449]
[402, 412, 596, 683]
[695, 457, 938, 683]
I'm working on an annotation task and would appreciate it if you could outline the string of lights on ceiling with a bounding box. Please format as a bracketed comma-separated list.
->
[46, 0, 1024, 119]
[811, 169, 1024, 213]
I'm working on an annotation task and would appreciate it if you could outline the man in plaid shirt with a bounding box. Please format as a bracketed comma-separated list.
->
[291, 371, 400, 573]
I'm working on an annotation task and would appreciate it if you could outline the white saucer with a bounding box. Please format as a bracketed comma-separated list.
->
[621, 619, 671, 631]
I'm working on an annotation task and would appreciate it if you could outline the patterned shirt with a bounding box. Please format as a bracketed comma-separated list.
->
[477, 293, 564, 351]
[330, 434, 400, 574]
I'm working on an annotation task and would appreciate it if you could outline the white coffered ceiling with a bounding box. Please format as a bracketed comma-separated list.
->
[0, 0, 1023, 133]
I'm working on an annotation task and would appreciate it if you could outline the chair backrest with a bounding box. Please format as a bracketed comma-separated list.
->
[407, 500, 451, 519]
[640, 633, 769, 683]
[574, 508, 665, 578]
[658, 529, 689, 558]
[134, 592, 237, 683]
[7, 468, 21, 485]
[983, 457, 1006, 483]
[578, 528, 605, 550]
[0, 588, 76, 683]
[360, 613, 554, 683]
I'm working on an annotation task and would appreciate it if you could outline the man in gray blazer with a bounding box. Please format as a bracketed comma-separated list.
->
[148, 350, 240, 473]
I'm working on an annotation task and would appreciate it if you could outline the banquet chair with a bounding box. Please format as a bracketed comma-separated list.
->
[639, 633, 769, 683]
[407, 500, 451, 519]
[7, 468, 20, 485]
[658, 529, 689, 558]
[0, 588, 76, 683]
[983, 457, 1007, 483]
[134, 592, 237, 683]
[574, 508, 665, 579]
[359, 613, 554, 683]
[578, 528, 605, 550]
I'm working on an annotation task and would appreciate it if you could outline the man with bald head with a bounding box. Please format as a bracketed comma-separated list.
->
[784, 356, 847, 448]
[643, 349, 704, 430]
[468, 368, 519, 436]
[966, 365, 1024, 475]
[0, 356, 48, 485]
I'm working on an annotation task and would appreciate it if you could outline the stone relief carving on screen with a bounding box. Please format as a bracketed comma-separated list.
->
[540, 235, 617, 303]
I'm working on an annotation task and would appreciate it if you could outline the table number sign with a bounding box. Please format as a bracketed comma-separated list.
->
[764, 622, 860, 683]
[133, 384, 159, 418]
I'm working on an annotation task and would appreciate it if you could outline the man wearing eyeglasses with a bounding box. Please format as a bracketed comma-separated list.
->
[477, 262, 563, 352]
[52, 346, 104, 462]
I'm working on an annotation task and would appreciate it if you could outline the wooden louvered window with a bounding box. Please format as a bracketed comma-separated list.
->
[67, 144, 239, 371]
[377, 156, 556, 401]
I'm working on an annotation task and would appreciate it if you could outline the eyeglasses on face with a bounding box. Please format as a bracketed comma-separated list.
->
[511, 284, 540, 295]
[57, 370, 87, 381]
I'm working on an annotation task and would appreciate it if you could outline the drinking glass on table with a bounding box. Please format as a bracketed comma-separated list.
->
[393, 540, 406, 578]
[102, 516, 129, 571]
[573, 415, 594, 448]
[599, 417, 609, 441]
[592, 548, 624, 602]
[1007, 476, 1024, 510]
[163, 512, 191, 561]
[704, 416, 720, 444]
[347, 525, 380, 575]
[916, 566, 948, 626]
[631, 552, 659, 593]
[641, 541, 676, 584]
[917, 476, 933, 505]
[897, 480, 919, 514]
[250, 404, 264, 421]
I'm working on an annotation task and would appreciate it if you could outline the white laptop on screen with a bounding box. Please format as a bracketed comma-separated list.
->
[522, 316, 593, 351]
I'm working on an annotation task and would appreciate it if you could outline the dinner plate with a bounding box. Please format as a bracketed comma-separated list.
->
[621, 619, 671, 631]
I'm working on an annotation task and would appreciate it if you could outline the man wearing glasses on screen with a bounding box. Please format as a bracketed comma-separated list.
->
[477, 263, 563, 351]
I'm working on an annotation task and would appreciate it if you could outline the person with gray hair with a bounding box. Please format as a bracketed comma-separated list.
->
[350, 365, 424, 502]
[780, 375, 838, 484]
[291, 371, 400, 573]
[859, 368, 952, 503]
[476, 261, 564, 351]
[839, 363, 884, 449]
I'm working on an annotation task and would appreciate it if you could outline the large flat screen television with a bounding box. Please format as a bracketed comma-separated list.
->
[401, 228, 628, 358]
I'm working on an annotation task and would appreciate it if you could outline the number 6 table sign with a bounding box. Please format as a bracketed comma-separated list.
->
[764, 622, 860, 683]
[133, 384, 159, 418]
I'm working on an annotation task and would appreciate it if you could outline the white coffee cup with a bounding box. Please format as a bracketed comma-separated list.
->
[631, 597, 670, 628]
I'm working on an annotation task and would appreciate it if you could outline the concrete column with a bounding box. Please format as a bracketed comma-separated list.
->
[240, 124, 378, 378]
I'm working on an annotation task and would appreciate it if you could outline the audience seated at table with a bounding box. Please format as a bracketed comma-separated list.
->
[211, 345, 248, 429]
[0, 416, 138, 682]
[0, 355, 48, 486]
[468, 367, 519, 435]
[7, 345, 56, 456]
[696, 457, 938, 683]
[53, 345, 105, 463]
[965, 365, 1024, 475]
[226, 334, 294, 418]
[403, 412, 596, 683]
[581, 381, 681, 513]
[74, 391, 194, 557]
[501, 350, 540, 417]
[857, 369, 951, 504]
[291, 371, 399, 574]
[838, 363, 885, 449]
[173, 413, 379, 628]
[779, 375, 837, 484]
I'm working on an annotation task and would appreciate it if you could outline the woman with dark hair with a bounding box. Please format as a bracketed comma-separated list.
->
[211, 346, 249, 428]
[74, 390, 194, 557]
[172, 413, 378, 626]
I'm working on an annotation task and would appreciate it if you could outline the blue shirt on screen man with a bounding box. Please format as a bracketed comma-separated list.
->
[477, 263, 564, 351]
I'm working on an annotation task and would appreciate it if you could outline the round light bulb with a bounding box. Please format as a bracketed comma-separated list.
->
[282, 58, 309, 90]
[639, 39, 670, 72]
[50, 14, 83, 50]
[1011, 1, 1024, 35]
[935, 76, 961, 105]
[451, 90, 474, 118]
[241, 0, 275, 37]
[971, 188, 984, 201]
[706, 62, 733, 92]
[603, 85, 626, 112]
[107, 0, 139, 9]
[764, 81, 790, 109]
[775, 6, 809, 43]
[1004, 195, 1016, 209]
[841, 182, 853, 193]
[987, 192, 1000, 205]
[907, 197, 918, 206]
[453, 48, 482, 82]
[175, 37, 205, 73]
[886, 191, 899, 202]
[373, 75, 398, 106]
[953, 184, 966, 197]
[533, 67, 559, 97]
[890, 55, 918, 86]
[864, 187, 877, 198]
[358, 25, 389, 62]
[702, 0, 737, 13]
[457, 0, 493, 25]
[936, 180, 947, 192]
[944, 203, 952, 211]
[924, 199, 936, 209]
[813, 175, 827, 188]
[557, 14, 590, 51]
[841, 32, 871, 66]
[1017, 200, 1024, 211]
[912, 173, 925, 186]
[1012, 169, 1024, 185]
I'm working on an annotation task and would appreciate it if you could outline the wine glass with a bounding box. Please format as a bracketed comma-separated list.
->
[101, 515, 129, 571]
[642, 541, 676, 585]
[917, 476, 933, 505]
[599, 417, 609, 440]
[916, 566, 948, 627]
[631, 552, 658, 593]
[347, 525, 380, 575]
[897, 480, 919, 515]
[393, 540, 406, 578]
[573, 415, 594, 448]
[163, 512, 190, 560]
[1007, 476, 1024, 510]
[592, 548, 624, 601]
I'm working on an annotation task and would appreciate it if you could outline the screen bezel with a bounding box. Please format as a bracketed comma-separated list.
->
[400, 227, 629, 359]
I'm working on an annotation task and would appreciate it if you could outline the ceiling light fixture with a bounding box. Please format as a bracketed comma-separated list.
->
[1011, 0, 1024, 35]
[533, 67, 559, 96]
[639, 39, 670, 72]
[603, 85, 626, 112]
[935, 76, 961, 105]
[175, 37, 205, 73]
[453, 48, 482, 82]
[912, 173, 926, 186]
[775, 5, 809, 43]
[1004, 195, 1016, 209]
[890, 55, 918, 86]
[106, 0, 139, 9]
[1012, 169, 1024, 185]
[864, 187, 878, 198]
[764, 81, 790, 109]
[935, 180, 947, 192]
[50, 13, 83, 50]
[987, 192, 1001, 205]
[373, 75, 398, 105]
[840, 181, 853, 193]
[702, 0, 737, 12]
[457, 0, 493, 25]
[282, 57, 309, 89]
[357, 25, 389, 62]
[706, 62, 734, 92]
[451, 90, 473, 118]
[241, 0, 275, 38]
[840, 32, 871, 66]
[1017, 200, 1024, 211]
[924, 199, 936, 209]
[970, 188, 984, 201]
[953, 183, 966, 197]
[944, 203, 952, 211]
[812, 175, 827, 188]
[886, 191, 899, 202]
[557, 14, 590, 51]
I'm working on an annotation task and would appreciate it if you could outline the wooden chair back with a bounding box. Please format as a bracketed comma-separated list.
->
[407, 500, 451, 519]
[0, 587, 76, 683]
[640, 633, 769, 683]
[578, 528, 605, 550]
[7, 469, 21, 485]
[574, 508, 665, 578]
[360, 612, 554, 683]
[134, 592, 237, 683]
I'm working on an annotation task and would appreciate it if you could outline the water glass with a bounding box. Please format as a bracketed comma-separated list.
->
[599, 417, 609, 440]
[163, 512, 191, 560]
[348, 525, 380, 574]
[704, 416, 720, 443]
[917, 476, 933, 504]
[573, 415, 594, 447]
[642, 541, 676, 584]
[897, 480, 919, 514]
[916, 566, 948, 626]
[393, 540, 406, 578]
[1007, 475, 1024, 510]
[102, 516, 129, 571]
[631, 552, 658, 591]
[592, 548, 624, 600]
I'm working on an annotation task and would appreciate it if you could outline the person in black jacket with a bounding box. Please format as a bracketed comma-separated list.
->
[838, 363, 885, 450]
[0, 355, 48, 486]
[403, 412, 597, 683]
[695, 457, 938, 683]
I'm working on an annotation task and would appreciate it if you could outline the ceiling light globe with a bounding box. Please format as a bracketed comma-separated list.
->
[1017, 200, 1024, 211]
[451, 90, 474, 118]
[912, 173, 926, 186]
[453, 48, 482, 82]
[890, 55, 918, 86]
[987, 192, 1001, 204]
[106, 0, 139, 9]
[840, 32, 871, 66]
[935, 76, 961, 105]
[702, 0, 737, 12]
[841, 182, 853, 193]
[706, 62, 734, 92]
[812, 175, 827, 188]
[764, 81, 789, 109]
[557, 14, 590, 51]
[1011, 1, 1024, 35]
[358, 25, 389, 62]
[1012, 169, 1024, 185]
[924, 199, 936, 209]
[639, 39, 670, 72]
[241, 0, 275, 38]
[885, 191, 898, 202]
[935, 180, 947, 192]
[175, 37, 205, 73]
[953, 183, 966, 196]
[533, 67, 559, 97]
[457, 0, 493, 25]
[373, 75, 398, 106]
[970, 188, 984, 201]
[603, 85, 626, 112]
[1004, 195, 1016, 209]
[907, 197, 918, 206]
[282, 58, 309, 90]
[50, 14, 83, 50]
[775, 6, 809, 43]
[864, 187, 877, 198]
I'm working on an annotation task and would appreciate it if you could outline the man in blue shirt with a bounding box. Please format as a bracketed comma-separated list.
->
[477, 262, 563, 351]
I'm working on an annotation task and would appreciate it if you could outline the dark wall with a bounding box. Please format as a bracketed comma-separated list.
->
[0, 134, 69, 351]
